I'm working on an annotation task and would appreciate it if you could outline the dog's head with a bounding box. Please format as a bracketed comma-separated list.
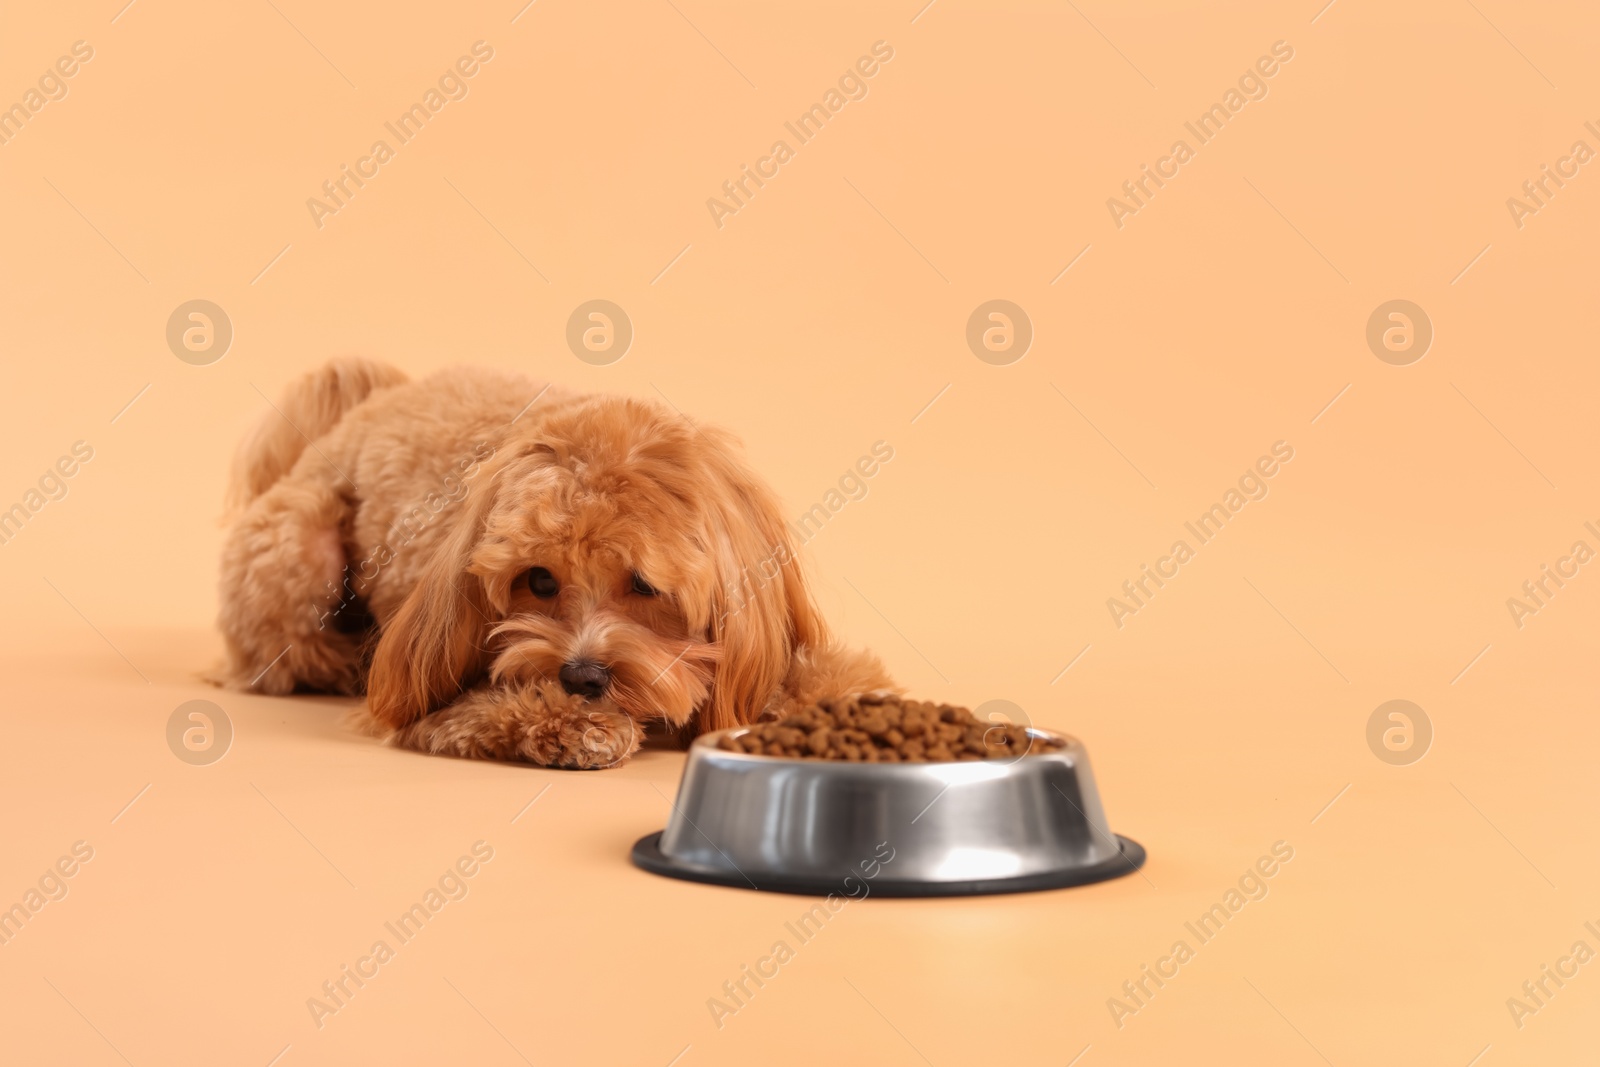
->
[365, 394, 821, 735]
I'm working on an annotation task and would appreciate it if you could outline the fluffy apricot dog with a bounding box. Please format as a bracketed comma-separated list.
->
[215, 359, 893, 768]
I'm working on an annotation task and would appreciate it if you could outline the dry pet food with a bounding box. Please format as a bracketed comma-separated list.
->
[718, 694, 1064, 762]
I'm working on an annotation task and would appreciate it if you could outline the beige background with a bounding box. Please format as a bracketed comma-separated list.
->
[2, 0, 1597, 1064]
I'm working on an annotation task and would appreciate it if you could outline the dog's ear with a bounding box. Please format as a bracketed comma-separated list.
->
[699, 443, 825, 732]
[365, 471, 500, 730]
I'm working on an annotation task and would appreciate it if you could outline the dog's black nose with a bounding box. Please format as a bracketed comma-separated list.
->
[558, 661, 611, 698]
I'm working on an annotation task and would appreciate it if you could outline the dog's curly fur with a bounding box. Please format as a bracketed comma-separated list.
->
[214, 359, 895, 768]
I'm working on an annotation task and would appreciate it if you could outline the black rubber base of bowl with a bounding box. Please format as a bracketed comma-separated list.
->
[630, 831, 1146, 898]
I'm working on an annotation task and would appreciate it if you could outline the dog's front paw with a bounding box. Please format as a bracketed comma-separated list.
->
[385, 683, 643, 768]
[520, 702, 640, 770]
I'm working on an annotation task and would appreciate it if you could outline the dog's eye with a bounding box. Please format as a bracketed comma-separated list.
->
[630, 573, 657, 597]
[527, 567, 559, 599]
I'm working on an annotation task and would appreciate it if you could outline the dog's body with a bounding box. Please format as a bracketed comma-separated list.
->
[216, 359, 893, 767]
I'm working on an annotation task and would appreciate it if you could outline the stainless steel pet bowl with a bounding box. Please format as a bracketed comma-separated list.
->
[631, 726, 1144, 897]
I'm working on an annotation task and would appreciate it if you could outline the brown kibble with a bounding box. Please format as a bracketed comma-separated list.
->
[726, 696, 1065, 762]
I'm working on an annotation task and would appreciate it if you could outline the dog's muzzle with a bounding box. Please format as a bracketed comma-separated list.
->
[559, 660, 612, 698]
